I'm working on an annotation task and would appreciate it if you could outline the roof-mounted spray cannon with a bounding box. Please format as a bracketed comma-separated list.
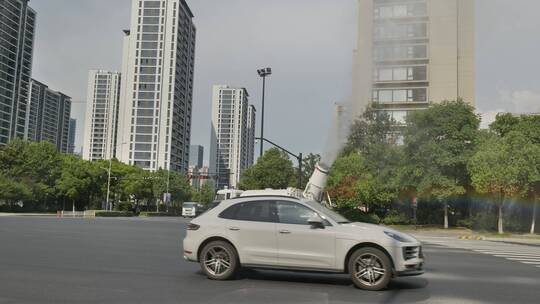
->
[303, 162, 330, 202]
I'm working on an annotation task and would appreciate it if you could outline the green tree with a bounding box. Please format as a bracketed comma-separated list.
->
[327, 152, 397, 217]
[239, 148, 295, 190]
[56, 156, 89, 211]
[192, 183, 215, 205]
[151, 169, 192, 211]
[0, 140, 62, 211]
[489, 113, 520, 137]
[489, 113, 540, 233]
[331, 107, 401, 218]
[401, 100, 480, 228]
[0, 174, 32, 208]
[468, 131, 539, 234]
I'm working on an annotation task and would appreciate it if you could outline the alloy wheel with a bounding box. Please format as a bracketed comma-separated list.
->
[353, 253, 386, 286]
[203, 246, 232, 276]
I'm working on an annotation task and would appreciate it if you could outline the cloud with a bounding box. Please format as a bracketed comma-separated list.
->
[509, 90, 540, 113]
[479, 89, 540, 129]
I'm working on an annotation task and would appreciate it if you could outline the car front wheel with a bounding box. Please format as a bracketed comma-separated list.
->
[348, 247, 392, 291]
[199, 241, 238, 280]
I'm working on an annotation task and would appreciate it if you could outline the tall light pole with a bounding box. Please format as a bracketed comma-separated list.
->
[257, 67, 272, 157]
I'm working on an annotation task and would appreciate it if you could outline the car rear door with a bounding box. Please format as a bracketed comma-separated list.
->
[220, 200, 278, 266]
[275, 201, 336, 270]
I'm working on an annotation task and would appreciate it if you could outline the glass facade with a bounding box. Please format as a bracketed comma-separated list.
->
[211, 86, 253, 190]
[0, 0, 36, 145]
[124, 0, 196, 172]
[27, 79, 72, 153]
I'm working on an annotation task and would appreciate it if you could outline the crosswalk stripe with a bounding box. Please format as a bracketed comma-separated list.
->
[417, 236, 540, 268]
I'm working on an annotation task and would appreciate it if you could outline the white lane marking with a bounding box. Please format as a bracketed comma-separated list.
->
[493, 253, 540, 259]
[504, 257, 540, 262]
[475, 251, 540, 256]
[518, 261, 540, 265]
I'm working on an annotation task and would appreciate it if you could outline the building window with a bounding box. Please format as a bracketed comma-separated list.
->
[373, 88, 427, 103]
[374, 66, 427, 82]
[374, 23, 427, 40]
[374, 2, 427, 19]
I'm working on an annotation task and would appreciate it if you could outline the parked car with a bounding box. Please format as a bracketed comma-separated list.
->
[182, 194, 424, 291]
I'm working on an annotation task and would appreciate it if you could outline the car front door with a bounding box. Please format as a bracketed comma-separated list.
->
[220, 200, 278, 266]
[275, 201, 336, 270]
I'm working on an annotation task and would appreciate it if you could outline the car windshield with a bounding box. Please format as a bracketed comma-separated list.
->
[304, 200, 351, 224]
[183, 203, 197, 208]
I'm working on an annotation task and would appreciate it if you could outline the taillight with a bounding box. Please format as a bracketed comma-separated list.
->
[187, 223, 200, 231]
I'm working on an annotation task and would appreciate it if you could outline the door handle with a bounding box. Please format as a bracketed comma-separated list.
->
[279, 230, 291, 234]
[229, 227, 240, 231]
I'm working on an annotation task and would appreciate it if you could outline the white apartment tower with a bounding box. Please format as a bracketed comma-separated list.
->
[352, 0, 475, 121]
[209, 85, 255, 189]
[82, 70, 121, 161]
[117, 0, 196, 172]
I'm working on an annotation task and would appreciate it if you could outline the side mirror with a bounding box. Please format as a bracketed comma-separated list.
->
[308, 216, 325, 229]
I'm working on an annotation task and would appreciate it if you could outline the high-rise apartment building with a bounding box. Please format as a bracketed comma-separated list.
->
[209, 85, 255, 189]
[0, 0, 36, 144]
[189, 145, 204, 168]
[82, 70, 121, 161]
[68, 118, 76, 154]
[352, 0, 475, 121]
[246, 105, 256, 167]
[26, 79, 72, 153]
[117, 0, 196, 173]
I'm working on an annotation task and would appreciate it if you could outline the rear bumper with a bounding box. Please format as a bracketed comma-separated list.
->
[182, 237, 198, 262]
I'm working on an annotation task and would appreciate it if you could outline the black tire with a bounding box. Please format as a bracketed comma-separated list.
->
[199, 241, 239, 280]
[348, 247, 392, 291]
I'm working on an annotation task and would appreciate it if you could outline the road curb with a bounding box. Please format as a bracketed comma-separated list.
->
[458, 235, 484, 240]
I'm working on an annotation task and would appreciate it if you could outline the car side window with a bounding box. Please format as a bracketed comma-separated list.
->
[219, 203, 239, 219]
[276, 201, 319, 225]
[219, 201, 277, 223]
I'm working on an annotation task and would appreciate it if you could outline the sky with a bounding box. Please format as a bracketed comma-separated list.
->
[29, 0, 540, 163]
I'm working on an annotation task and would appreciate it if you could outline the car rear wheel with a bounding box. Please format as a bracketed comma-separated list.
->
[348, 247, 392, 291]
[199, 241, 238, 280]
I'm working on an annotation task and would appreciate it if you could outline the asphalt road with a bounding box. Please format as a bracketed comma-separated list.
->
[0, 217, 539, 304]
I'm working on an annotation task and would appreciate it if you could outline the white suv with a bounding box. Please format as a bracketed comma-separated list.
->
[183, 195, 424, 291]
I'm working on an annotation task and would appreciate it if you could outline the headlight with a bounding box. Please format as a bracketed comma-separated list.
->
[384, 230, 410, 242]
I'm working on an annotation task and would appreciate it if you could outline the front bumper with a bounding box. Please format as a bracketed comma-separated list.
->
[391, 244, 425, 277]
[395, 263, 424, 277]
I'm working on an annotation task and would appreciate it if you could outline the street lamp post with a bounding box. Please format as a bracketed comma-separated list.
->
[256, 137, 303, 189]
[257, 67, 272, 158]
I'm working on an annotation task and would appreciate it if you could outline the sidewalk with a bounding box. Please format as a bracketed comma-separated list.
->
[0, 213, 56, 217]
